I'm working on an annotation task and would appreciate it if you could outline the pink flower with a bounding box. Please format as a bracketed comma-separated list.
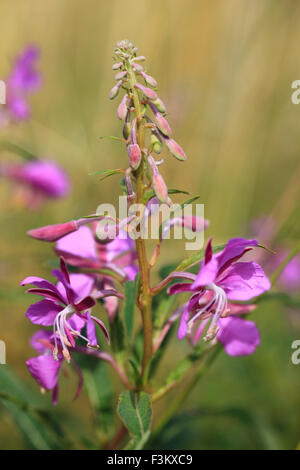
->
[0, 45, 41, 126]
[168, 238, 271, 355]
[1, 159, 70, 210]
[21, 257, 112, 362]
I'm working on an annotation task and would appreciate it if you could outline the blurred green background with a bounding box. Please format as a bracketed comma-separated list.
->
[0, 0, 300, 449]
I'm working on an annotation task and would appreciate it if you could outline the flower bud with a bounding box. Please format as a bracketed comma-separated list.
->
[123, 121, 131, 139]
[27, 221, 78, 242]
[135, 83, 157, 101]
[152, 98, 166, 113]
[151, 133, 163, 154]
[134, 56, 146, 62]
[117, 94, 128, 120]
[153, 173, 168, 203]
[112, 62, 123, 70]
[140, 72, 157, 88]
[132, 62, 144, 72]
[114, 70, 127, 80]
[128, 144, 142, 170]
[181, 216, 209, 232]
[109, 80, 122, 100]
[155, 113, 172, 137]
[165, 137, 186, 161]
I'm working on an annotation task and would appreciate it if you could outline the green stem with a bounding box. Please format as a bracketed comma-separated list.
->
[271, 240, 300, 285]
[127, 62, 153, 386]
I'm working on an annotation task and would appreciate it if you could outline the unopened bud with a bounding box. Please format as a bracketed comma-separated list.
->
[151, 133, 163, 154]
[109, 80, 122, 100]
[117, 94, 128, 120]
[140, 72, 157, 88]
[181, 216, 209, 232]
[112, 62, 123, 70]
[135, 83, 157, 101]
[27, 221, 78, 242]
[165, 137, 186, 161]
[128, 144, 142, 170]
[115, 70, 127, 80]
[123, 121, 131, 140]
[153, 173, 168, 203]
[132, 62, 144, 72]
[134, 56, 146, 62]
[155, 113, 172, 137]
[152, 98, 166, 113]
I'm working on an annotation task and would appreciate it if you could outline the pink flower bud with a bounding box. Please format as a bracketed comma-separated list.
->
[112, 62, 123, 70]
[128, 144, 142, 170]
[132, 62, 144, 72]
[135, 83, 157, 101]
[153, 173, 168, 203]
[155, 113, 172, 137]
[114, 70, 127, 80]
[117, 94, 128, 120]
[109, 80, 122, 100]
[181, 216, 209, 232]
[27, 221, 78, 242]
[140, 72, 157, 88]
[165, 138, 186, 161]
[134, 56, 146, 62]
[152, 98, 166, 113]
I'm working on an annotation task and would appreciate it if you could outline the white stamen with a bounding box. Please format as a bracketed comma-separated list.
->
[188, 282, 227, 342]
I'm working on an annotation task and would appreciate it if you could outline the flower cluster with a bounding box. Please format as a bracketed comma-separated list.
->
[22, 40, 272, 410]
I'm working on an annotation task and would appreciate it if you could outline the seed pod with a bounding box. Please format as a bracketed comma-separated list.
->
[135, 83, 157, 101]
[165, 137, 186, 161]
[152, 97, 166, 113]
[128, 144, 142, 170]
[114, 70, 127, 80]
[151, 133, 163, 154]
[109, 80, 122, 100]
[117, 94, 128, 120]
[112, 62, 123, 70]
[140, 72, 157, 88]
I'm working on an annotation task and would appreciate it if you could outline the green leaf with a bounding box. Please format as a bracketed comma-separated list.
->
[117, 391, 152, 450]
[123, 281, 136, 341]
[88, 168, 125, 180]
[175, 243, 226, 272]
[0, 140, 37, 160]
[142, 188, 189, 204]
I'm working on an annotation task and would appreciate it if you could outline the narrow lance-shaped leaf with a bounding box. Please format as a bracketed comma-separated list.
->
[117, 391, 152, 450]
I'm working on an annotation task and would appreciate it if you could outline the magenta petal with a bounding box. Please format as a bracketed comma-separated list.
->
[56, 226, 97, 260]
[68, 313, 85, 332]
[21, 276, 58, 293]
[69, 274, 94, 302]
[26, 354, 62, 390]
[26, 299, 61, 326]
[168, 282, 194, 295]
[30, 330, 53, 353]
[75, 296, 95, 311]
[86, 314, 98, 347]
[217, 238, 258, 273]
[219, 262, 271, 301]
[217, 317, 260, 356]
[192, 256, 219, 288]
[91, 316, 110, 344]
[178, 308, 189, 339]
